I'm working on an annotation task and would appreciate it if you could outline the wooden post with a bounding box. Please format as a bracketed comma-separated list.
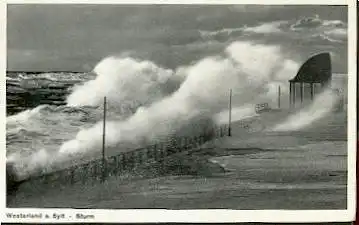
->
[154, 144, 158, 161]
[91, 163, 96, 185]
[122, 154, 126, 171]
[138, 151, 143, 164]
[310, 83, 314, 101]
[300, 82, 303, 104]
[278, 85, 281, 109]
[228, 89, 232, 137]
[101, 97, 107, 183]
[164, 143, 168, 156]
[70, 169, 75, 185]
[289, 82, 292, 108]
[159, 145, 164, 158]
[293, 83, 296, 107]
[82, 164, 88, 184]
[114, 156, 119, 175]
[130, 152, 135, 169]
[146, 146, 151, 159]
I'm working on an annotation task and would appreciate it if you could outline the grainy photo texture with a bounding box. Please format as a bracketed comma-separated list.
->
[6, 4, 348, 209]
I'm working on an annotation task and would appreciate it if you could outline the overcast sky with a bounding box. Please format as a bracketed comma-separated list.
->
[7, 5, 347, 73]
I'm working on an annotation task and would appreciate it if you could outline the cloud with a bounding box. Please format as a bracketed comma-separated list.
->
[195, 13, 347, 73]
[290, 15, 348, 31]
[229, 5, 288, 13]
[288, 15, 347, 43]
[323, 28, 347, 41]
[7, 5, 347, 73]
[199, 21, 285, 42]
[199, 14, 347, 45]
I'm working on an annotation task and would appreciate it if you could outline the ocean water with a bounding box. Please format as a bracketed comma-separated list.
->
[7, 72, 103, 174]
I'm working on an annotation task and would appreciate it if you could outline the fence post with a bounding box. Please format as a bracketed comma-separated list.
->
[163, 143, 168, 157]
[155, 144, 159, 161]
[117, 155, 122, 174]
[278, 85, 281, 109]
[118, 154, 123, 172]
[90, 163, 95, 185]
[310, 83, 314, 101]
[293, 83, 296, 107]
[289, 82, 292, 108]
[114, 155, 118, 175]
[228, 89, 232, 137]
[70, 169, 75, 185]
[82, 164, 88, 184]
[101, 96, 107, 183]
[300, 82, 303, 104]
[159, 144, 164, 159]
[122, 154, 127, 171]
[131, 152, 136, 168]
[162, 145, 166, 168]
[137, 150, 143, 165]
[129, 152, 134, 169]
[108, 157, 114, 176]
[147, 146, 151, 159]
[174, 138, 179, 153]
[126, 153, 131, 170]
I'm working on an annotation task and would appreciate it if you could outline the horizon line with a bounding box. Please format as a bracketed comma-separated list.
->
[6, 70, 88, 73]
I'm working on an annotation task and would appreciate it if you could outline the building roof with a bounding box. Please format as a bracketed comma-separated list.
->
[289, 52, 331, 84]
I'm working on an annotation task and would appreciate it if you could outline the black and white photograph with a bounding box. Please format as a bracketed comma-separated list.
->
[4, 1, 355, 218]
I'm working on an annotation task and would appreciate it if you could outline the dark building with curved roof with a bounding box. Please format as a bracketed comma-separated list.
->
[289, 52, 332, 107]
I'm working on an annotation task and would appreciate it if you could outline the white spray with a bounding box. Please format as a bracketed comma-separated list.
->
[9, 41, 301, 176]
[59, 41, 298, 156]
[270, 88, 339, 131]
